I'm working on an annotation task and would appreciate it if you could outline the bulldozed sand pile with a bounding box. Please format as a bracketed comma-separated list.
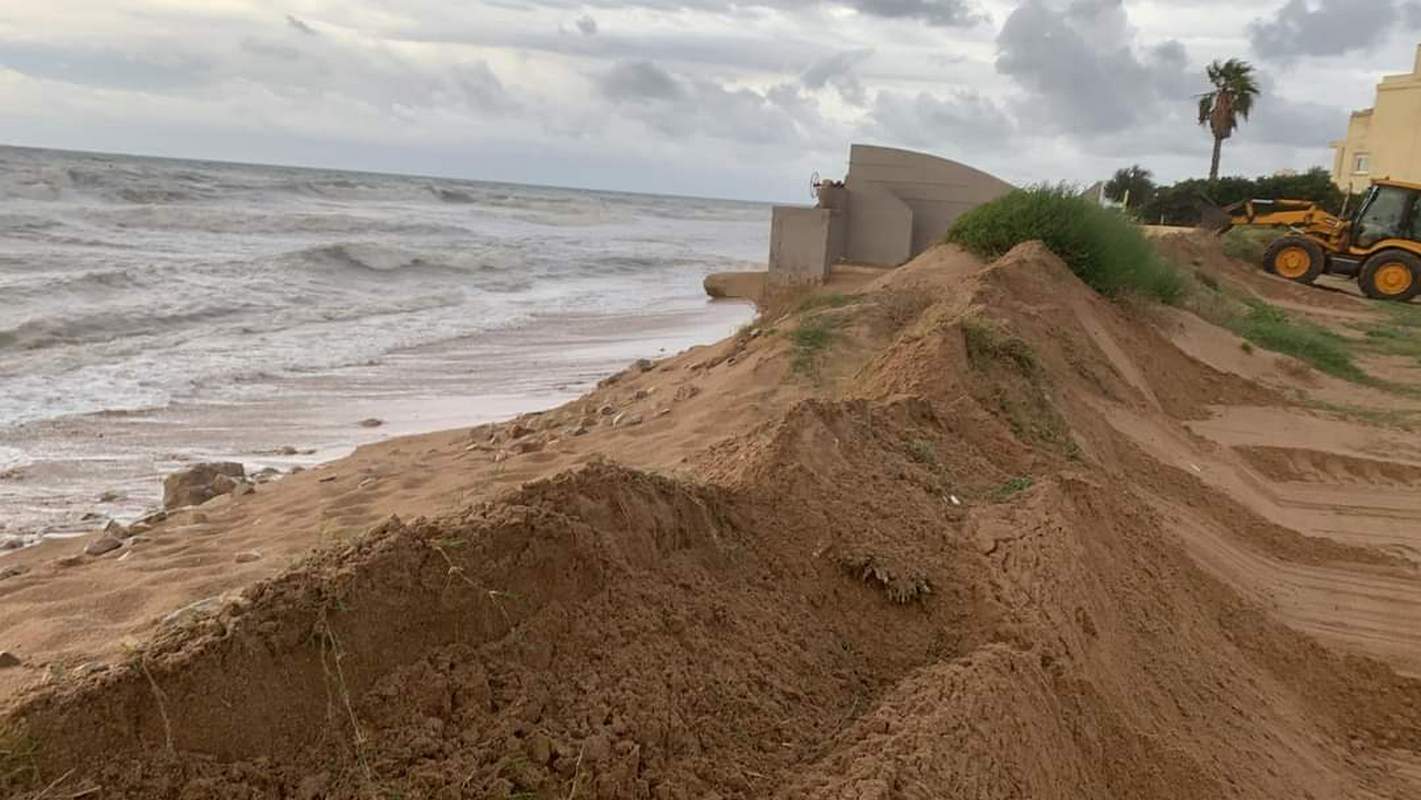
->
[4, 240, 1421, 798]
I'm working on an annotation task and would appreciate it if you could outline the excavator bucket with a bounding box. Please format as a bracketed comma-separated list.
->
[1196, 196, 1237, 235]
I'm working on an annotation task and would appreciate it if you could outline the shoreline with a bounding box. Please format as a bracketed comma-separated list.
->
[0, 300, 754, 549]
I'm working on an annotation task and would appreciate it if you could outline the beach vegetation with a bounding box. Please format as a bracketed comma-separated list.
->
[991, 476, 1034, 501]
[961, 317, 1037, 375]
[907, 439, 937, 465]
[796, 292, 854, 312]
[947, 186, 1185, 304]
[788, 315, 838, 376]
[1228, 300, 1364, 382]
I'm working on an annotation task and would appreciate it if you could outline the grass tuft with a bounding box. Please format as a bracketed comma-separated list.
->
[1229, 300, 1364, 382]
[962, 318, 1037, 375]
[788, 315, 837, 376]
[991, 476, 1034, 501]
[907, 439, 937, 465]
[796, 292, 854, 312]
[947, 185, 1185, 304]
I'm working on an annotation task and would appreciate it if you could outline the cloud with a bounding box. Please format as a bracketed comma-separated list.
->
[596, 60, 822, 144]
[846, 0, 985, 27]
[285, 14, 317, 35]
[1248, 0, 1421, 61]
[800, 49, 873, 106]
[599, 60, 685, 102]
[575, 14, 598, 35]
[869, 88, 1014, 149]
[995, 0, 1189, 135]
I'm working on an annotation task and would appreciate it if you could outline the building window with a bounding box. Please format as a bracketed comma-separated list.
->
[1354, 153, 1370, 174]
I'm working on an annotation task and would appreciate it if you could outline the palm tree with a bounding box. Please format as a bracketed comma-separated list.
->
[1197, 59, 1260, 183]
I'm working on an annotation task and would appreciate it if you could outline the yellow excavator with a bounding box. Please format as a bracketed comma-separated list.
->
[1206, 178, 1421, 302]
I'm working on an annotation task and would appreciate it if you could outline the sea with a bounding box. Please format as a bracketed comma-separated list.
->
[0, 145, 763, 544]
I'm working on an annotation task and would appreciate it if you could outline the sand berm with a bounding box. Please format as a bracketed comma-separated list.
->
[3, 239, 1421, 798]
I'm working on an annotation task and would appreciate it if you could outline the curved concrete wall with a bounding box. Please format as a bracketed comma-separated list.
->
[767, 144, 1014, 282]
[843, 145, 1014, 265]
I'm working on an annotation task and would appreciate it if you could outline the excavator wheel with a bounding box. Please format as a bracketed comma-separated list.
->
[1262, 236, 1325, 285]
[1358, 251, 1421, 302]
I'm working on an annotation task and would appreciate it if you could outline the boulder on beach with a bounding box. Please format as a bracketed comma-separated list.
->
[162, 462, 246, 510]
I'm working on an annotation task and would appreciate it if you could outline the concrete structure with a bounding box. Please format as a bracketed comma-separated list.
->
[768, 144, 1013, 283]
[1331, 44, 1421, 194]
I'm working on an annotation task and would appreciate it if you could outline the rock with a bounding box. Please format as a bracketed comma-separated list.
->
[633, 388, 650, 400]
[358, 417, 384, 428]
[598, 403, 617, 416]
[358, 477, 378, 489]
[97, 490, 124, 503]
[235, 551, 262, 564]
[277, 445, 299, 455]
[210, 474, 240, 495]
[612, 413, 643, 428]
[656, 408, 671, 418]
[84, 536, 123, 557]
[571, 425, 590, 437]
[103, 520, 132, 539]
[54, 555, 84, 568]
[509, 423, 534, 439]
[232, 481, 256, 497]
[635, 358, 654, 372]
[0, 565, 29, 581]
[0, 536, 24, 551]
[289, 466, 306, 474]
[162, 462, 246, 510]
[0, 652, 20, 669]
[674, 384, 701, 402]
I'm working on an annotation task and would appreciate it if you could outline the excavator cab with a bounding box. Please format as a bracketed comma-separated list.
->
[1210, 179, 1421, 302]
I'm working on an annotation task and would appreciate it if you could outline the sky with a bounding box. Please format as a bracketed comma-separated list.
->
[1, 0, 1419, 201]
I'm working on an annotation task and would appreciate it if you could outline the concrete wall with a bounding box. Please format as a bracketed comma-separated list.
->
[766, 144, 1014, 282]
[1332, 44, 1421, 193]
[768, 206, 833, 284]
[843, 145, 1014, 263]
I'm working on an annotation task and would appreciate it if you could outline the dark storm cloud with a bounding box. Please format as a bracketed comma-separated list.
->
[286, 14, 318, 35]
[1248, 0, 1421, 61]
[995, 0, 1188, 135]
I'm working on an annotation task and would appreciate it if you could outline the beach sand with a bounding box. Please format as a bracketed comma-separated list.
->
[2, 239, 1420, 798]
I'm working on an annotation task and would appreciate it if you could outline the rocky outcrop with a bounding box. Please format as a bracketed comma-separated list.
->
[162, 462, 247, 510]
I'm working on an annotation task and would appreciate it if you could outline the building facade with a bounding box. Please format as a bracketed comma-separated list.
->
[1331, 45, 1421, 194]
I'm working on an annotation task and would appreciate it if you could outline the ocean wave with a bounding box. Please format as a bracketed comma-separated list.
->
[292, 242, 460, 274]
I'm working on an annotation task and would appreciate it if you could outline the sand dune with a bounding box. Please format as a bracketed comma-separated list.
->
[2, 238, 1419, 798]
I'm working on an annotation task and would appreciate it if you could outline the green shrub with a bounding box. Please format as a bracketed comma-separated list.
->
[947, 186, 1185, 304]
